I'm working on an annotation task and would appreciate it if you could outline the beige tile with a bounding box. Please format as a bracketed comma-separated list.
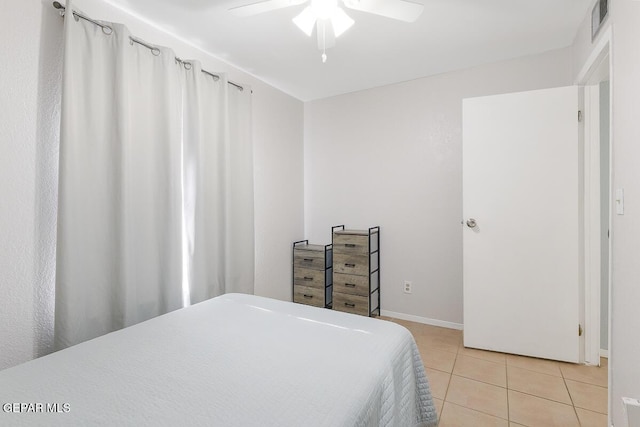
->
[391, 319, 460, 339]
[388, 317, 409, 325]
[430, 326, 463, 340]
[453, 354, 507, 387]
[509, 424, 527, 427]
[508, 390, 579, 427]
[561, 362, 608, 387]
[410, 322, 461, 336]
[446, 375, 508, 419]
[439, 402, 508, 427]
[600, 356, 608, 367]
[421, 348, 457, 373]
[425, 368, 450, 400]
[576, 408, 608, 427]
[507, 365, 572, 404]
[416, 333, 460, 354]
[566, 379, 608, 414]
[506, 354, 562, 377]
[391, 320, 425, 340]
[392, 319, 428, 338]
[434, 398, 444, 419]
[458, 346, 506, 364]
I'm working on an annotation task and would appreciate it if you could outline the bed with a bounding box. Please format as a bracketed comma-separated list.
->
[0, 293, 437, 426]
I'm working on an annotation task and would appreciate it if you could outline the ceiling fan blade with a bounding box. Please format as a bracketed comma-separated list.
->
[342, 0, 423, 22]
[229, 0, 307, 17]
[293, 6, 317, 36]
[331, 7, 354, 37]
[316, 19, 336, 50]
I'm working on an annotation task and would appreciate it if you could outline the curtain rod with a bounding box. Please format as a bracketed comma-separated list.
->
[52, 1, 247, 92]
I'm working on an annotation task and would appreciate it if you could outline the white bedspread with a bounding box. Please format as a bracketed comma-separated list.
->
[0, 294, 437, 426]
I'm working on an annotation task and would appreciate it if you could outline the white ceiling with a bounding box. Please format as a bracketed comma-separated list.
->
[101, 0, 591, 101]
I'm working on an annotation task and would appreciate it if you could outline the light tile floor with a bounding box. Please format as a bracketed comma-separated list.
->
[382, 317, 608, 427]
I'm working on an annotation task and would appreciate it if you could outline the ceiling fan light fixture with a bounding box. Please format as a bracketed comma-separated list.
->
[311, 0, 338, 20]
[230, 0, 425, 64]
[331, 7, 354, 37]
[292, 6, 316, 36]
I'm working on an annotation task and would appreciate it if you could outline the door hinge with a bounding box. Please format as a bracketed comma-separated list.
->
[578, 110, 583, 122]
[579, 324, 583, 337]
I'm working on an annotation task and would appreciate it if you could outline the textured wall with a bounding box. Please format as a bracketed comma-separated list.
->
[304, 48, 574, 325]
[606, 1, 640, 425]
[0, 0, 304, 370]
[252, 88, 305, 302]
[0, 0, 61, 370]
[571, 2, 640, 424]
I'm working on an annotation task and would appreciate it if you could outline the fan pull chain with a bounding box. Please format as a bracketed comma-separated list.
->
[321, 24, 327, 63]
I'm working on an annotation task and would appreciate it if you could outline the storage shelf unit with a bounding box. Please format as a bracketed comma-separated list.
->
[331, 225, 380, 317]
[292, 240, 333, 308]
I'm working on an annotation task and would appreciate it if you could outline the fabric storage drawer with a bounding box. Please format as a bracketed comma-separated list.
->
[333, 232, 370, 254]
[333, 292, 369, 316]
[331, 226, 380, 317]
[293, 267, 326, 288]
[292, 241, 333, 309]
[333, 273, 369, 296]
[293, 285, 324, 308]
[293, 248, 326, 271]
[333, 253, 369, 276]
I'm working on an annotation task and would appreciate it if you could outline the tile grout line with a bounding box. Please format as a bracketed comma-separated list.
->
[506, 363, 511, 424]
[449, 372, 506, 389]
[560, 363, 581, 425]
[407, 319, 606, 425]
[506, 360, 564, 378]
[449, 341, 511, 423]
[508, 388, 580, 407]
[436, 338, 460, 425]
[450, 353, 583, 423]
[442, 401, 511, 424]
[563, 376, 608, 388]
[456, 352, 507, 366]
[437, 368, 452, 426]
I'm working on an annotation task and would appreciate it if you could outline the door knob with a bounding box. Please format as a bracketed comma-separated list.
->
[466, 218, 477, 228]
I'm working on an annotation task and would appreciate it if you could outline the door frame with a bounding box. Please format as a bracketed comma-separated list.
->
[575, 27, 612, 369]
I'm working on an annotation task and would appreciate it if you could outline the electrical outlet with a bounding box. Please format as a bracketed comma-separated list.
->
[403, 281, 412, 294]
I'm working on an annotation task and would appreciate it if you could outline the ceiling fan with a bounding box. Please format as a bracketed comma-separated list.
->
[229, 0, 424, 62]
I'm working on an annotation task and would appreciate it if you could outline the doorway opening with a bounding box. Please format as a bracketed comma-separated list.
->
[576, 25, 612, 426]
[577, 28, 612, 369]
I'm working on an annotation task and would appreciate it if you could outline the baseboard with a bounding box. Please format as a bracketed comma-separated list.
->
[600, 349, 608, 358]
[380, 310, 463, 330]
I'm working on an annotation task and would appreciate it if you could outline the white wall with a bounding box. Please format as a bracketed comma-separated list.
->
[571, 5, 608, 79]
[0, 0, 48, 371]
[603, 1, 640, 425]
[304, 48, 573, 325]
[571, 1, 640, 425]
[0, 0, 304, 370]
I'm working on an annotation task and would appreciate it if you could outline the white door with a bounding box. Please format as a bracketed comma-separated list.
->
[463, 86, 581, 363]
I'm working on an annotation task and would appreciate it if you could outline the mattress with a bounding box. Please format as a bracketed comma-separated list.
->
[0, 293, 437, 426]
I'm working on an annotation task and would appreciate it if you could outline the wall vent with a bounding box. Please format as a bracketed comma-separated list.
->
[591, 0, 609, 41]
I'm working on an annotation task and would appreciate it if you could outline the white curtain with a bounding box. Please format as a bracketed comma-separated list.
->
[181, 62, 254, 305]
[55, 6, 182, 349]
[55, 4, 254, 348]
[224, 80, 254, 296]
